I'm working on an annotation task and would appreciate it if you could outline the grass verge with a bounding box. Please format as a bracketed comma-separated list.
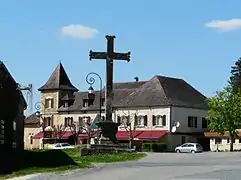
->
[1, 148, 146, 179]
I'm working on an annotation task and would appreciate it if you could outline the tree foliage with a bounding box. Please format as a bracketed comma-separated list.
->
[207, 86, 241, 151]
[229, 57, 241, 92]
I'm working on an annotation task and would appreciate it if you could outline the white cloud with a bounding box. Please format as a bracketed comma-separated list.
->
[205, 19, 241, 32]
[60, 24, 99, 39]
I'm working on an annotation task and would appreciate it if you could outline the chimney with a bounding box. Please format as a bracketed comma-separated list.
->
[134, 77, 139, 82]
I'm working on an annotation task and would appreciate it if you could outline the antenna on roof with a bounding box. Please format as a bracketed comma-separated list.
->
[134, 77, 139, 82]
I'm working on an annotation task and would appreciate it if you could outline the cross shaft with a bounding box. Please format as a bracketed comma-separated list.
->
[89, 35, 131, 122]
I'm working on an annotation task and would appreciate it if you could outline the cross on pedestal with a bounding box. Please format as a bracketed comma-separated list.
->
[89, 35, 131, 122]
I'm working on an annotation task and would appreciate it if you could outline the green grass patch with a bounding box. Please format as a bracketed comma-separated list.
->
[1, 148, 146, 179]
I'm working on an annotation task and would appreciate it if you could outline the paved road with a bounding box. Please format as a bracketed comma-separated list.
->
[20, 152, 241, 180]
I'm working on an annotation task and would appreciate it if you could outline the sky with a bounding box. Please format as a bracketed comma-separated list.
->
[1, 1, 241, 113]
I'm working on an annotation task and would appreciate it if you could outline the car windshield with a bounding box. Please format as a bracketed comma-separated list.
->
[61, 143, 71, 147]
[196, 144, 202, 148]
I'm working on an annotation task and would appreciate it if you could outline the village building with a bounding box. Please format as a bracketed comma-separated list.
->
[0, 61, 27, 173]
[25, 62, 209, 151]
[204, 131, 241, 152]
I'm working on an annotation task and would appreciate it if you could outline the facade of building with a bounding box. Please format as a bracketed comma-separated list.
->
[0, 61, 27, 172]
[30, 62, 209, 151]
[24, 113, 40, 149]
[204, 131, 241, 151]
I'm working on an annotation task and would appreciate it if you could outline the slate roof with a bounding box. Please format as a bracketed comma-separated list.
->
[119, 75, 207, 109]
[24, 113, 40, 127]
[0, 61, 27, 108]
[58, 75, 207, 112]
[38, 63, 78, 92]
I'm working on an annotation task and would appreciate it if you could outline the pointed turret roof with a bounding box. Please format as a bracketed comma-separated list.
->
[38, 63, 78, 92]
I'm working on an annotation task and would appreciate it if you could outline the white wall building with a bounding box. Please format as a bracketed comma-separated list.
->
[27, 63, 209, 151]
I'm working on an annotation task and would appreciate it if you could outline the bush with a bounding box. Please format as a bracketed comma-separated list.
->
[142, 143, 152, 152]
[142, 142, 167, 152]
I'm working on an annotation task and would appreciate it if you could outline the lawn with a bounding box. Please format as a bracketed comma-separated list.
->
[1, 148, 146, 179]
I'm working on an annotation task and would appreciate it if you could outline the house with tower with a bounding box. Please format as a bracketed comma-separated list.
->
[24, 62, 209, 151]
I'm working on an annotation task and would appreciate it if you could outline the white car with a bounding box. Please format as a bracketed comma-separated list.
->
[49, 143, 75, 150]
[175, 143, 203, 153]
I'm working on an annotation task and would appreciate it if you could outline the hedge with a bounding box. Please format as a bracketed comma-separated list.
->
[142, 142, 167, 152]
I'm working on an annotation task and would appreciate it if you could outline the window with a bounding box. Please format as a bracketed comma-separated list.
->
[152, 115, 167, 126]
[83, 99, 88, 107]
[30, 136, 33, 145]
[181, 143, 188, 147]
[101, 98, 105, 106]
[12, 142, 16, 148]
[13, 121, 16, 131]
[188, 116, 197, 128]
[83, 116, 91, 125]
[202, 117, 208, 128]
[64, 117, 73, 127]
[121, 115, 130, 125]
[45, 97, 54, 109]
[43, 117, 52, 127]
[181, 136, 186, 144]
[136, 115, 148, 126]
[0, 119, 4, 144]
[64, 101, 68, 108]
[117, 115, 121, 124]
[187, 144, 194, 147]
[215, 138, 222, 144]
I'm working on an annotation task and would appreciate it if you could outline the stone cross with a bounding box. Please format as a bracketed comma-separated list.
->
[89, 35, 130, 122]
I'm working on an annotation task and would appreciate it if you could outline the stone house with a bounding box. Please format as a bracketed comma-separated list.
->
[204, 131, 241, 152]
[24, 113, 40, 149]
[31, 62, 209, 151]
[0, 61, 27, 172]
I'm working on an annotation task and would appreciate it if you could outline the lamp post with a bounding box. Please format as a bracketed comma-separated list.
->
[35, 102, 46, 149]
[85, 72, 103, 119]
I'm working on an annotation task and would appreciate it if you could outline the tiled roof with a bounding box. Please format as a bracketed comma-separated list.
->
[58, 75, 207, 112]
[38, 63, 78, 92]
[24, 113, 40, 127]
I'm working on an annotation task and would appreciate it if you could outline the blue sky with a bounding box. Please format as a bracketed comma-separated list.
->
[1, 1, 241, 110]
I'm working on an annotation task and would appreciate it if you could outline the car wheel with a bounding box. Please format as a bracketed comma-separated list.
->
[191, 150, 195, 154]
[176, 149, 180, 153]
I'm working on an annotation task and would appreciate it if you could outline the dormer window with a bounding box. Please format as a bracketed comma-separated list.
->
[64, 101, 68, 108]
[101, 98, 105, 106]
[45, 97, 54, 109]
[83, 99, 88, 107]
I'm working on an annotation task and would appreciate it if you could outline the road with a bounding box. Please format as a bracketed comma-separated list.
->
[17, 152, 241, 180]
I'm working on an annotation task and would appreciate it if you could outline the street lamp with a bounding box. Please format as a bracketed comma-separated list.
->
[35, 102, 46, 149]
[85, 72, 103, 119]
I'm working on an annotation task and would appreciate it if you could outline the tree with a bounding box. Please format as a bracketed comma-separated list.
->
[207, 86, 241, 151]
[118, 110, 139, 149]
[229, 57, 241, 92]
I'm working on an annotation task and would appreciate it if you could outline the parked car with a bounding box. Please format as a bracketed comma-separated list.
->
[49, 143, 75, 150]
[175, 143, 203, 153]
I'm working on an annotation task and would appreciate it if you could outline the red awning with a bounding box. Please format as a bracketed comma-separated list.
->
[61, 131, 73, 139]
[32, 131, 73, 139]
[33, 132, 43, 139]
[116, 130, 168, 141]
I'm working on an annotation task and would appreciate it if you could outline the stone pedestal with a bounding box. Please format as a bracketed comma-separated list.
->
[96, 121, 120, 144]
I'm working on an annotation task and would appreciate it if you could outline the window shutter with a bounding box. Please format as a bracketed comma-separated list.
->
[188, 117, 191, 127]
[152, 115, 156, 126]
[134, 115, 138, 126]
[64, 118, 68, 127]
[117, 116, 121, 124]
[51, 99, 54, 108]
[194, 118, 197, 128]
[144, 115, 148, 126]
[45, 99, 48, 108]
[162, 115, 166, 126]
[127, 115, 130, 125]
